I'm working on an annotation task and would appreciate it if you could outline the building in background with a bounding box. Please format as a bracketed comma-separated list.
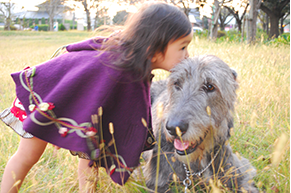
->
[14, 2, 73, 30]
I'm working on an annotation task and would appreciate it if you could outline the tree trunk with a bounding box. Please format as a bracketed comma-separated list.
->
[220, 24, 224, 31]
[266, 14, 269, 36]
[241, 17, 246, 42]
[259, 1, 288, 38]
[237, 19, 242, 32]
[213, 24, 218, 38]
[72, 12, 75, 30]
[82, 0, 91, 31]
[48, 0, 54, 31]
[50, 20, 53, 31]
[248, 0, 261, 44]
[180, 1, 190, 17]
[2, 2, 13, 31]
[225, 5, 248, 34]
[6, 18, 11, 30]
[219, 13, 225, 31]
[86, 9, 91, 31]
[270, 16, 280, 38]
[210, 0, 221, 40]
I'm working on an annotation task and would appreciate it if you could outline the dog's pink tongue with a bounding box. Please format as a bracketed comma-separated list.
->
[174, 139, 189, 151]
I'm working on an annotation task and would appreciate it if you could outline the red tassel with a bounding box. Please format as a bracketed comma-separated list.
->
[109, 164, 116, 176]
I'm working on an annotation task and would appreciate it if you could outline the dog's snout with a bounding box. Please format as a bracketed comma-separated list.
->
[166, 120, 188, 136]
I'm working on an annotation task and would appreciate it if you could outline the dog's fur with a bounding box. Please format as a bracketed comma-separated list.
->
[142, 55, 258, 192]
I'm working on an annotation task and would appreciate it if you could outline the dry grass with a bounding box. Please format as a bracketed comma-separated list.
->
[0, 31, 289, 192]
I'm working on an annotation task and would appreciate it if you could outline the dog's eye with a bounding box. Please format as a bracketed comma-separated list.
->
[174, 81, 182, 91]
[204, 83, 215, 92]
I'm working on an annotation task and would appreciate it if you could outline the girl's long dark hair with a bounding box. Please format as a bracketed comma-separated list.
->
[105, 2, 192, 81]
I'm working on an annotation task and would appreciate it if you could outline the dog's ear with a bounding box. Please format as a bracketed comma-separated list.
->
[231, 68, 237, 81]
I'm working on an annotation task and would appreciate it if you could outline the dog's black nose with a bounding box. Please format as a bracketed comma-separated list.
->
[166, 120, 188, 136]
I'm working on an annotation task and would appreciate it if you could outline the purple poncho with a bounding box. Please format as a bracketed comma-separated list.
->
[11, 37, 154, 185]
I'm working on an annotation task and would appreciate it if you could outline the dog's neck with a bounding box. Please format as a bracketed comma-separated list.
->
[181, 147, 220, 192]
[183, 146, 220, 177]
[182, 147, 220, 192]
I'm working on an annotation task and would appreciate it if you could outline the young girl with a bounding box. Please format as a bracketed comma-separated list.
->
[0, 2, 193, 192]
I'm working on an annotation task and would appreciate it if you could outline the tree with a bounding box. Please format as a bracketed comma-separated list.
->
[247, 0, 262, 43]
[0, 0, 15, 30]
[42, 0, 66, 31]
[179, 0, 193, 16]
[82, 0, 92, 31]
[257, 10, 268, 32]
[260, 0, 290, 38]
[73, 0, 107, 31]
[113, 10, 128, 25]
[165, 0, 196, 17]
[209, 0, 223, 40]
[224, 0, 249, 33]
[197, 0, 233, 39]
[94, 5, 109, 28]
[218, 7, 233, 31]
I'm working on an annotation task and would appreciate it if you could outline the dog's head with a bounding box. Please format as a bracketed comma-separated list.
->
[162, 55, 238, 159]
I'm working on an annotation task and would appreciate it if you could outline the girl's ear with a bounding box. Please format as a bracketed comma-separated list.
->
[151, 55, 157, 63]
[151, 52, 163, 63]
[148, 47, 158, 63]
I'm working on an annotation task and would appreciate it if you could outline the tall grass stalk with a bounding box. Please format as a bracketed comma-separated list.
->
[0, 31, 289, 192]
[154, 124, 162, 193]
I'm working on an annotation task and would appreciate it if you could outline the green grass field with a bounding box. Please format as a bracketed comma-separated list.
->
[0, 31, 289, 192]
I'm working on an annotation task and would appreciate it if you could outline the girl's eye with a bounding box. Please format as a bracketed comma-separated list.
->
[203, 83, 215, 92]
[174, 81, 182, 90]
[181, 46, 186, 50]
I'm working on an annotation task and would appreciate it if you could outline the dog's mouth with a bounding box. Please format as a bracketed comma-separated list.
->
[174, 138, 201, 155]
[173, 129, 210, 156]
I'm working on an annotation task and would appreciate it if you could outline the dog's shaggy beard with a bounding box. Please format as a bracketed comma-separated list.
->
[163, 121, 220, 164]
[161, 57, 236, 163]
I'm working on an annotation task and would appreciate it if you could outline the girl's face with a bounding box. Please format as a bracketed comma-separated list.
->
[151, 32, 193, 71]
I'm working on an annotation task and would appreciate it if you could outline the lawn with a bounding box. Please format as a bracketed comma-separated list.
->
[0, 31, 289, 192]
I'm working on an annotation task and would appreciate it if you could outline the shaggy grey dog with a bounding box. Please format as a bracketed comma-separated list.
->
[142, 55, 258, 192]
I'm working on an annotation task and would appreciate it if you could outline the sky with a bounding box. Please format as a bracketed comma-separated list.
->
[9, 0, 46, 11]
[4, 0, 243, 22]
[6, 0, 139, 18]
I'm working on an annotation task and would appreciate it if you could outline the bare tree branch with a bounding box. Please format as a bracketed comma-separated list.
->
[0, 2, 15, 30]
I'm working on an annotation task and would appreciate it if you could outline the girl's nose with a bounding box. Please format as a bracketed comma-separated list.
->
[185, 50, 189, 59]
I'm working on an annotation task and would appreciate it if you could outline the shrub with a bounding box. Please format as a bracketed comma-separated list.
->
[70, 24, 77, 29]
[28, 18, 33, 27]
[267, 33, 290, 45]
[10, 25, 17, 30]
[192, 27, 289, 46]
[41, 18, 46, 25]
[4, 25, 17, 30]
[38, 24, 49, 31]
[278, 33, 290, 44]
[225, 30, 243, 42]
[59, 23, 66, 31]
[64, 20, 77, 30]
[256, 28, 269, 42]
[217, 30, 226, 38]
[193, 29, 208, 39]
